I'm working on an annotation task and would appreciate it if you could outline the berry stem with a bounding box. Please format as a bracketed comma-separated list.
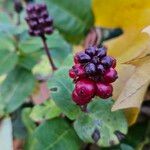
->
[17, 13, 21, 26]
[80, 104, 88, 112]
[41, 35, 57, 72]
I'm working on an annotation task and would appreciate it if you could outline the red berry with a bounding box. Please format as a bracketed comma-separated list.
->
[72, 79, 96, 105]
[110, 56, 116, 68]
[96, 83, 113, 99]
[103, 68, 118, 83]
[69, 69, 76, 78]
[72, 89, 91, 105]
[74, 54, 79, 64]
[69, 64, 85, 79]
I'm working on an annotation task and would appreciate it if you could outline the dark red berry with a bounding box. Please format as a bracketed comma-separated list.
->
[34, 30, 41, 36]
[44, 27, 53, 34]
[69, 45, 117, 105]
[14, 0, 23, 14]
[97, 46, 107, 58]
[29, 21, 38, 29]
[97, 64, 106, 74]
[26, 4, 35, 13]
[41, 11, 49, 18]
[85, 46, 96, 56]
[77, 52, 91, 63]
[96, 83, 113, 99]
[101, 56, 113, 68]
[40, 3, 47, 10]
[74, 54, 79, 64]
[72, 89, 92, 105]
[72, 79, 96, 105]
[103, 68, 118, 83]
[29, 29, 35, 36]
[69, 64, 85, 79]
[110, 56, 116, 68]
[75, 79, 96, 98]
[25, 3, 53, 37]
[85, 63, 96, 75]
[92, 56, 100, 64]
[69, 69, 76, 78]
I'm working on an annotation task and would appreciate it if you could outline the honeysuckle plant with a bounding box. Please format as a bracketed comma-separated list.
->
[0, 0, 149, 150]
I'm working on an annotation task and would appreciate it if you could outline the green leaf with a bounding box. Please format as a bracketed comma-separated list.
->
[44, 0, 94, 43]
[18, 51, 42, 70]
[46, 31, 72, 67]
[22, 108, 36, 135]
[33, 118, 82, 150]
[123, 121, 149, 148]
[0, 33, 15, 51]
[0, 50, 18, 75]
[0, 67, 35, 114]
[48, 67, 81, 120]
[62, 54, 74, 67]
[74, 99, 128, 147]
[30, 100, 61, 122]
[22, 108, 37, 150]
[19, 31, 72, 67]
[0, 12, 15, 33]
[19, 33, 42, 53]
[12, 108, 27, 139]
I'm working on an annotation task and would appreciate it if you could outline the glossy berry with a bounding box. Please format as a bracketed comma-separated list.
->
[85, 63, 96, 75]
[25, 3, 53, 37]
[14, 0, 23, 14]
[96, 83, 113, 99]
[110, 57, 116, 68]
[97, 46, 107, 58]
[85, 46, 96, 56]
[97, 64, 105, 74]
[69, 45, 118, 107]
[77, 52, 91, 63]
[72, 89, 92, 105]
[103, 68, 118, 83]
[69, 64, 85, 79]
[72, 79, 96, 105]
[101, 56, 113, 68]
[74, 55, 79, 64]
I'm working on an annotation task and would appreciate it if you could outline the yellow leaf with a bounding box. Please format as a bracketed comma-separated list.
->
[92, 0, 150, 125]
[124, 54, 150, 66]
[112, 60, 150, 125]
[93, 0, 150, 30]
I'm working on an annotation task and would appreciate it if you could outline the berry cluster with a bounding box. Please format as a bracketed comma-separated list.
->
[25, 3, 53, 37]
[69, 45, 118, 106]
[14, 0, 23, 14]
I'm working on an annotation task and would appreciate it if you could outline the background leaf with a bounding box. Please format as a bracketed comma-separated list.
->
[30, 100, 61, 122]
[74, 98, 128, 147]
[0, 117, 13, 150]
[0, 67, 35, 114]
[19, 31, 72, 67]
[0, 49, 18, 75]
[48, 67, 81, 120]
[33, 118, 82, 150]
[41, 0, 94, 43]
